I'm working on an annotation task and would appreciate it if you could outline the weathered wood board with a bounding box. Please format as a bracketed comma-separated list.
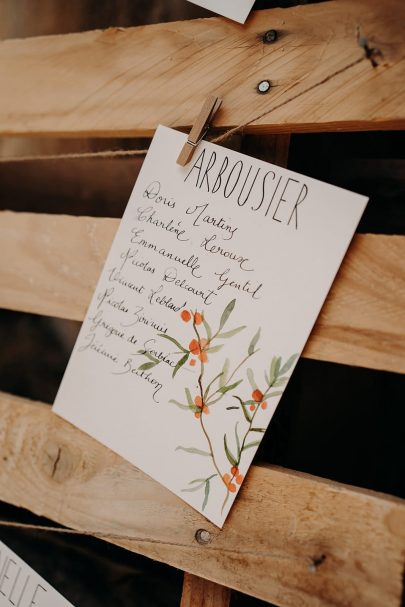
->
[0, 211, 404, 373]
[180, 573, 230, 607]
[0, 392, 404, 607]
[0, 0, 404, 137]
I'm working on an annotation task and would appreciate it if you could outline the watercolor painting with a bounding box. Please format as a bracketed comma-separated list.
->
[138, 299, 298, 513]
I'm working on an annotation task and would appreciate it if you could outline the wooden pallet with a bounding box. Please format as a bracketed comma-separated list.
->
[0, 1, 404, 605]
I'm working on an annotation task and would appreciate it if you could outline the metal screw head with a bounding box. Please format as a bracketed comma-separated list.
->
[195, 529, 212, 545]
[257, 80, 271, 94]
[263, 29, 278, 44]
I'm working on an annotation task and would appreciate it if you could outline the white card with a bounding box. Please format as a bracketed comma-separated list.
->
[53, 125, 368, 527]
[0, 541, 74, 607]
[186, 0, 255, 23]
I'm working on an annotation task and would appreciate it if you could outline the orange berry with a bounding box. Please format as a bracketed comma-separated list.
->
[261, 401, 268, 410]
[249, 404, 255, 411]
[223, 473, 230, 484]
[194, 412, 201, 419]
[189, 339, 200, 355]
[189, 359, 196, 366]
[231, 466, 239, 476]
[199, 351, 208, 363]
[236, 474, 244, 485]
[194, 312, 203, 325]
[252, 389, 263, 402]
[181, 310, 191, 322]
[228, 483, 237, 493]
[194, 395, 203, 408]
[203, 405, 209, 414]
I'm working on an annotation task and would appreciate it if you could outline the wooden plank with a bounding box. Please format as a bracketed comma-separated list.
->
[0, 392, 404, 607]
[180, 573, 230, 607]
[0, 0, 404, 137]
[0, 210, 404, 373]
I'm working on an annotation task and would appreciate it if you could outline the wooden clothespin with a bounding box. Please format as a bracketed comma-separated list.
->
[177, 95, 222, 166]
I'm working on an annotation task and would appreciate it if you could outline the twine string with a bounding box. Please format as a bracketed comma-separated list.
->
[0, 55, 365, 164]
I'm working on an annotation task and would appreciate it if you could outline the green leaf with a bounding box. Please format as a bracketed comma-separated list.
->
[203, 372, 223, 401]
[218, 379, 242, 395]
[218, 299, 236, 331]
[273, 377, 288, 387]
[217, 326, 246, 339]
[172, 353, 189, 378]
[270, 356, 281, 383]
[279, 353, 299, 376]
[202, 315, 212, 341]
[175, 446, 211, 456]
[234, 422, 241, 457]
[221, 488, 230, 514]
[263, 390, 284, 399]
[188, 478, 208, 484]
[224, 434, 238, 466]
[205, 395, 223, 406]
[264, 370, 270, 385]
[248, 328, 261, 355]
[158, 333, 188, 353]
[243, 440, 261, 450]
[233, 396, 251, 422]
[182, 483, 205, 493]
[247, 368, 257, 390]
[206, 344, 223, 354]
[138, 350, 160, 364]
[202, 479, 210, 510]
[185, 387, 194, 409]
[226, 406, 239, 411]
[169, 399, 190, 410]
[138, 361, 159, 371]
[250, 427, 266, 433]
[220, 358, 230, 388]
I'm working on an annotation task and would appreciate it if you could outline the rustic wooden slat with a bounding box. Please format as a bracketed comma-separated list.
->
[0, 210, 404, 373]
[180, 573, 230, 607]
[0, 0, 404, 137]
[0, 392, 404, 607]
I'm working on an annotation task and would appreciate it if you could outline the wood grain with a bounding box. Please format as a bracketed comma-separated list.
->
[180, 573, 230, 607]
[0, 0, 404, 137]
[0, 392, 403, 607]
[0, 210, 404, 373]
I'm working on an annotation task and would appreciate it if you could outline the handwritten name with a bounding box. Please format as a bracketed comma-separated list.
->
[185, 203, 237, 240]
[78, 332, 118, 362]
[214, 268, 263, 300]
[143, 180, 176, 208]
[119, 247, 156, 274]
[200, 234, 254, 272]
[113, 357, 163, 402]
[131, 228, 202, 278]
[121, 305, 168, 333]
[108, 268, 145, 295]
[136, 206, 189, 241]
[148, 285, 186, 312]
[163, 267, 217, 305]
[97, 287, 129, 313]
[88, 310, 125, 339]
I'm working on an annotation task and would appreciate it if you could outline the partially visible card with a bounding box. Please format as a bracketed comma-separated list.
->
[187, 0, 255, 23]
[53, 125, 368, 527]
[0, 541, 74, 607]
